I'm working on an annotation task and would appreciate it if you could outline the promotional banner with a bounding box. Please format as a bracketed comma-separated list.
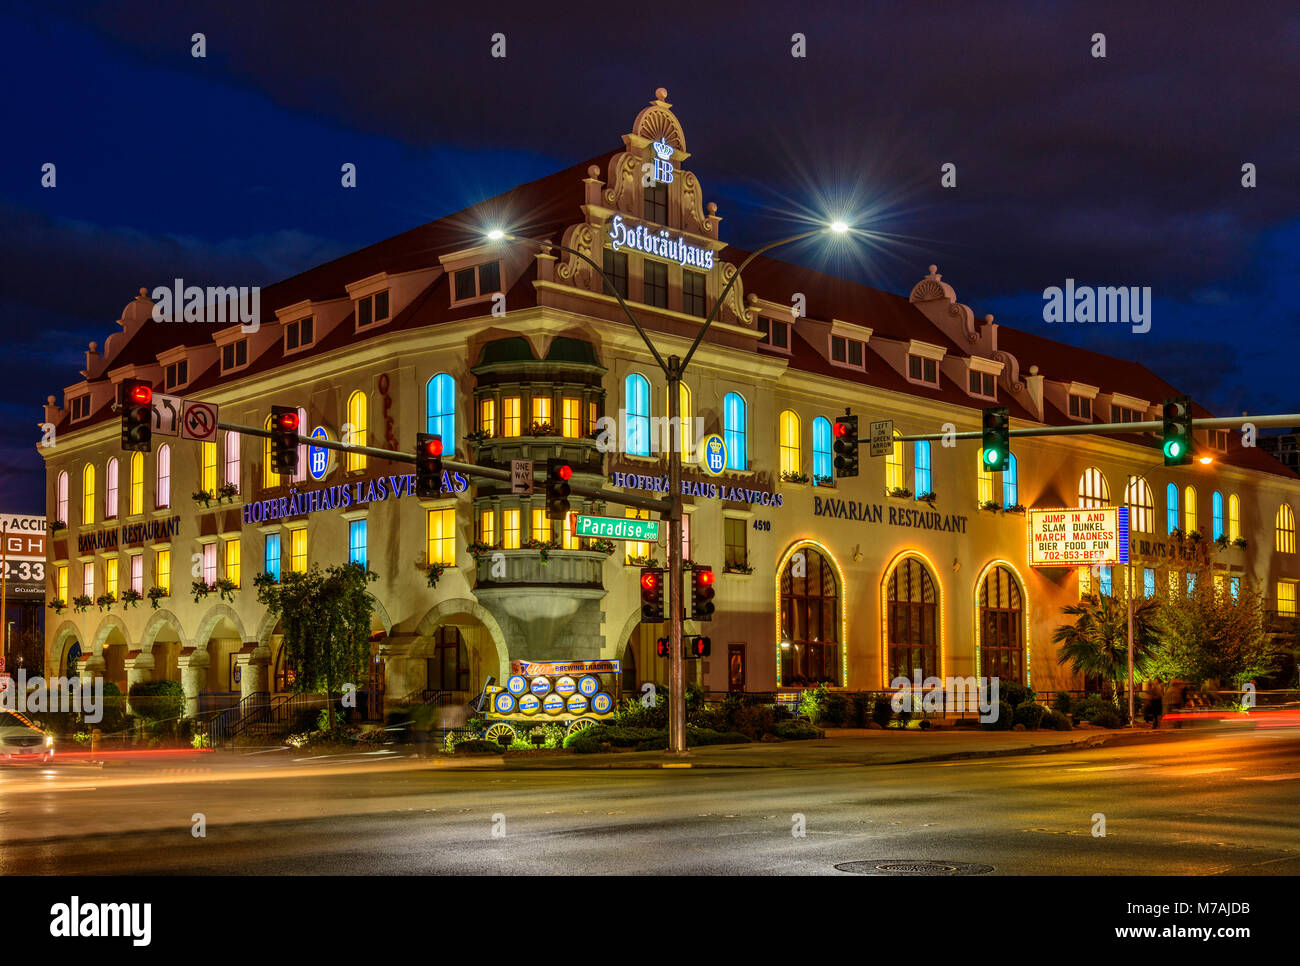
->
[1028, 507, 1127, 566]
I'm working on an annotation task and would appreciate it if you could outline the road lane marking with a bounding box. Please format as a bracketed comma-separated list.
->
[1160, 766, 1236, 776]
[1239, 773, 1300, 781]
[1066, 763, 1145, 772]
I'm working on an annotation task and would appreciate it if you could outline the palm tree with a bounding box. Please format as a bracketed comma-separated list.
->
[1053, 593, 1162, 706]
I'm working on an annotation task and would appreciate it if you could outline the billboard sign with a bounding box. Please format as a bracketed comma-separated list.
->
[2, 514, 47, 599]
[1028, 507, 1127, 567]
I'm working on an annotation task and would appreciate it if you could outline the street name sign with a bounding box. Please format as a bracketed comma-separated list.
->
[574, 514, 660, 542]
[869, 419, 894, 457]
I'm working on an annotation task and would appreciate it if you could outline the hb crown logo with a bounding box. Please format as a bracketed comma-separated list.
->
[651, 138, 674, 184]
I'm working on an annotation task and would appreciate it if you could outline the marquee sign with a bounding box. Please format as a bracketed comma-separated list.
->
[241, 471, 469, 526]
[2, 514, 47, 599]
[607, 215, 715, 270]
[610, 471, 783, 508]
[1028, 507, 1128, 567]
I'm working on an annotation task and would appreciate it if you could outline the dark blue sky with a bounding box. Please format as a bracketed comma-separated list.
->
[3, 0, 1298, 511]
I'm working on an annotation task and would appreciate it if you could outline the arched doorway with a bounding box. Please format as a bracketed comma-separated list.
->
[426, 625, 469, 695]
[778, 545, 842, 686]
[977, 564, 1026, 684]
[64, 641, 82, 679]
[885, 555, 940, 681]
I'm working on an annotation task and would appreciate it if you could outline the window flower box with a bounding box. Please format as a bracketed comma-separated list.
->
[780, 471, 811, 485]
[48, 598, 67, 615]
[916, 491, 937, 506]
[95, 591, 117, 612]
[147, 586, 168, 608]
[887, 486, 913, 499]
[121, 588, 143, 609]
[72, 594, 93, 614]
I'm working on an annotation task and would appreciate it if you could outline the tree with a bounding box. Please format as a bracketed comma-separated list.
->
[1149, 563, 1283, 688]
[1053, 592, 1162, 706]
[254, 562, 378, 730]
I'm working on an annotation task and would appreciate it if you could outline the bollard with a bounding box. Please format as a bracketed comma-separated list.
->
[91, 727, 102, 753]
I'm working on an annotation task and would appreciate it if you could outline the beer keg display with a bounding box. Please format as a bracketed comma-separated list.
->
[483, 659, 621, 727]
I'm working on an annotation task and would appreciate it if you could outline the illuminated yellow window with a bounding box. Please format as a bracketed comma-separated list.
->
[479, 509, 496, 545]
[562, 397, 581, 438]
[55, 564, 68, 603]
[1184, 485, 1197, 533]
[1278, 580, 1297, 617]
[885, 432, 905, 491]
[290, 528, 307, 572]
[502, 397, 521, 436]
[263, 416, 277, 488]
[977, 459, 995, 505]
[1228, 494, 1240, 542]
[424, 508, 455, 565]
[156, 549, 171, 595]
[502, 509, 520, 550]
[588, 400, 598, 435]
[562, 511, 579, 550]
[1168, 570, 1180, 597]
[105, 558, 118, 597]
[479, 397, 496, 437]
[531, 394, 552, 428]
[662, 383, 692, 450]
[1213, 574, 1227, 598]
[224, 539, 241, 588]
[1078, 565, 1091, 599]
[625, 506, 652, 561]
[130, 452, 144, 515]
[82, 463, 96, 526]
[779, 410, 801, 475]
[531, 507, 551, 543]
[347, 390, 368, 471]
[1276, 504, 1295, 553]
[201, 441, 217, 494]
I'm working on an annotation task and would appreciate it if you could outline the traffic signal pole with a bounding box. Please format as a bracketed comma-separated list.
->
[667, 359, 686, 755]
[895, 412, 1300, 442]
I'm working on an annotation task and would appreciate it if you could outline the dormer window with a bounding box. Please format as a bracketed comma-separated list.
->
[968, 370, 996, 397]
[357, 290, 389, 326]
[908, 355, 938, 386]
[70, 395, 92, 421]
[1113, 405, 1141, 424]
[165, 360, 189, 390]
[1068, 394, 1093, 420]
[221, 339, 249, 373]
[452, 263, 502, 303]
[1209, 429, 1229, 452]
[284, 316, 315, 352]
[758, 317, 790, 350]
[831, 335, 865, 368]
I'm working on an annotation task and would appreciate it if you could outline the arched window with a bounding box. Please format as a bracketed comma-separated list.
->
[885, 431, 905, 492]
[426, 373, 456, 449]
[129, 453, 143, 515]
[1276, 504, 1295, 554]
[156, 445, 171, 509]
[56, 470, 68, 525]
[812, 417, 833, 484]
[1078, 467, 1109, 507]
[979, 565, 1024, 684]
[1166, 483, 1179, 534]
[977, 458, 995, 505]
[1124, 476, 1155, 533]
[724, 392, 746, 470]
[779, 547, 840, 685]
[105, 457, 119, 519]
[347, 391, 368, 471]
[81, 464, 96, 526]
[1002, 453, 1019, 507]
[263, 416, 276, 489]
[201, 441, 218, 494]
[914, 441, 932, 497]
[224, 431, 241, 489]
[625, 374, 650, 457]
[1184, 485, 1198, 533]
[1212, 491, 1225, 541]
[886, 556, 938, 680]
[779, 410, 801, 475]
[1228, 494, 1241, 541]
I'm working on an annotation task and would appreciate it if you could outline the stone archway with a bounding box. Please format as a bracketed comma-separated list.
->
[383, 597, 511, 704]
[50, 620, 83, 679]
[140, 609, 187, 685]
[91, 614, 132, 695]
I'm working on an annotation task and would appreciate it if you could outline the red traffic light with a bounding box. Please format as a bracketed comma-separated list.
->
[833, 420, 848, 438]
[698, 569, 715, 586]
[556, 463, 573, 481]
[423, 437, 443, 457]
[641, 572, 659, 592]
[128, 384, 153, 405]
[277, 411, 300, 432]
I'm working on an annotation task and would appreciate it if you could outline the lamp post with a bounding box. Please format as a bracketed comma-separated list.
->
[491, 221, 848, 753]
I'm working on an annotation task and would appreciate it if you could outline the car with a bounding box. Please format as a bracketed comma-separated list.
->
[0, 711, 54, 762]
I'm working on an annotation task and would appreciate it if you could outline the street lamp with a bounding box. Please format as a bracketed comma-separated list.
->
[488, 218, 850, 753]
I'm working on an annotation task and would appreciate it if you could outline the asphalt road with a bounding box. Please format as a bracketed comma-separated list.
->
[2, 728, 1297, 875]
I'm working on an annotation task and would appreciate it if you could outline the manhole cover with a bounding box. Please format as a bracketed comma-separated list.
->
[835, 859, 994, 876]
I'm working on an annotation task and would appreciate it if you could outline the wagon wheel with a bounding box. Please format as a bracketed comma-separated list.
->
[485, 722, 516, 745]
[566, 719, 595, 737]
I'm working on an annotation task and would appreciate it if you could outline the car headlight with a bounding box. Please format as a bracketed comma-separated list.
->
[44, 736, 54, 747]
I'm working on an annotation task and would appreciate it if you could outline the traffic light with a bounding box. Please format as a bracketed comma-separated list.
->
[416, 433, 444, 498]
[120, 378, 153, 452]
[640, 567, 664, 623]
[546, 458, 572, 520]
[656, 637, 671, 658]
[270, 406, 300, 476]
[833, 414, 859, 478]
[689, 566, 715, 621]
[687, 635, 712, 659]
[981, 406, 1010, 473]
[1162, 396, 1193, 467]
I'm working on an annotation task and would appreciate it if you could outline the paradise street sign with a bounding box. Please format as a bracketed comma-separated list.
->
[574, 514, 661, 542]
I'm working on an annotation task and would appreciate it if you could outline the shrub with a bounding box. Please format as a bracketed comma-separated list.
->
[687, 727, 750, 746]
[1013, 702, 1046, 731]
[1090, 709, 1123, 729]
[733, 704, 775, 740]
[1041, 709, 1073, 731]
[128, 680, 185, 735]
[872, 696, 893, 728]
[772, 720, 824, 740]
[1000, 682, 1036, 708]
[849, 693, 873, 727]
[453, 739, 502, 754]
[981, 699, 1015, 730]
[615, 694, 668, 730]
[1072, 695, 1129, 726]
[798, 685, 825, 723]
[1052, 691, 1072, 714]
[821, 692, 848, 726]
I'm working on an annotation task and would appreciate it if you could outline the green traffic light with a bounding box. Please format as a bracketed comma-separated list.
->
[984, 448, 1002, 466]
[1164, 440, 1181, 458]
